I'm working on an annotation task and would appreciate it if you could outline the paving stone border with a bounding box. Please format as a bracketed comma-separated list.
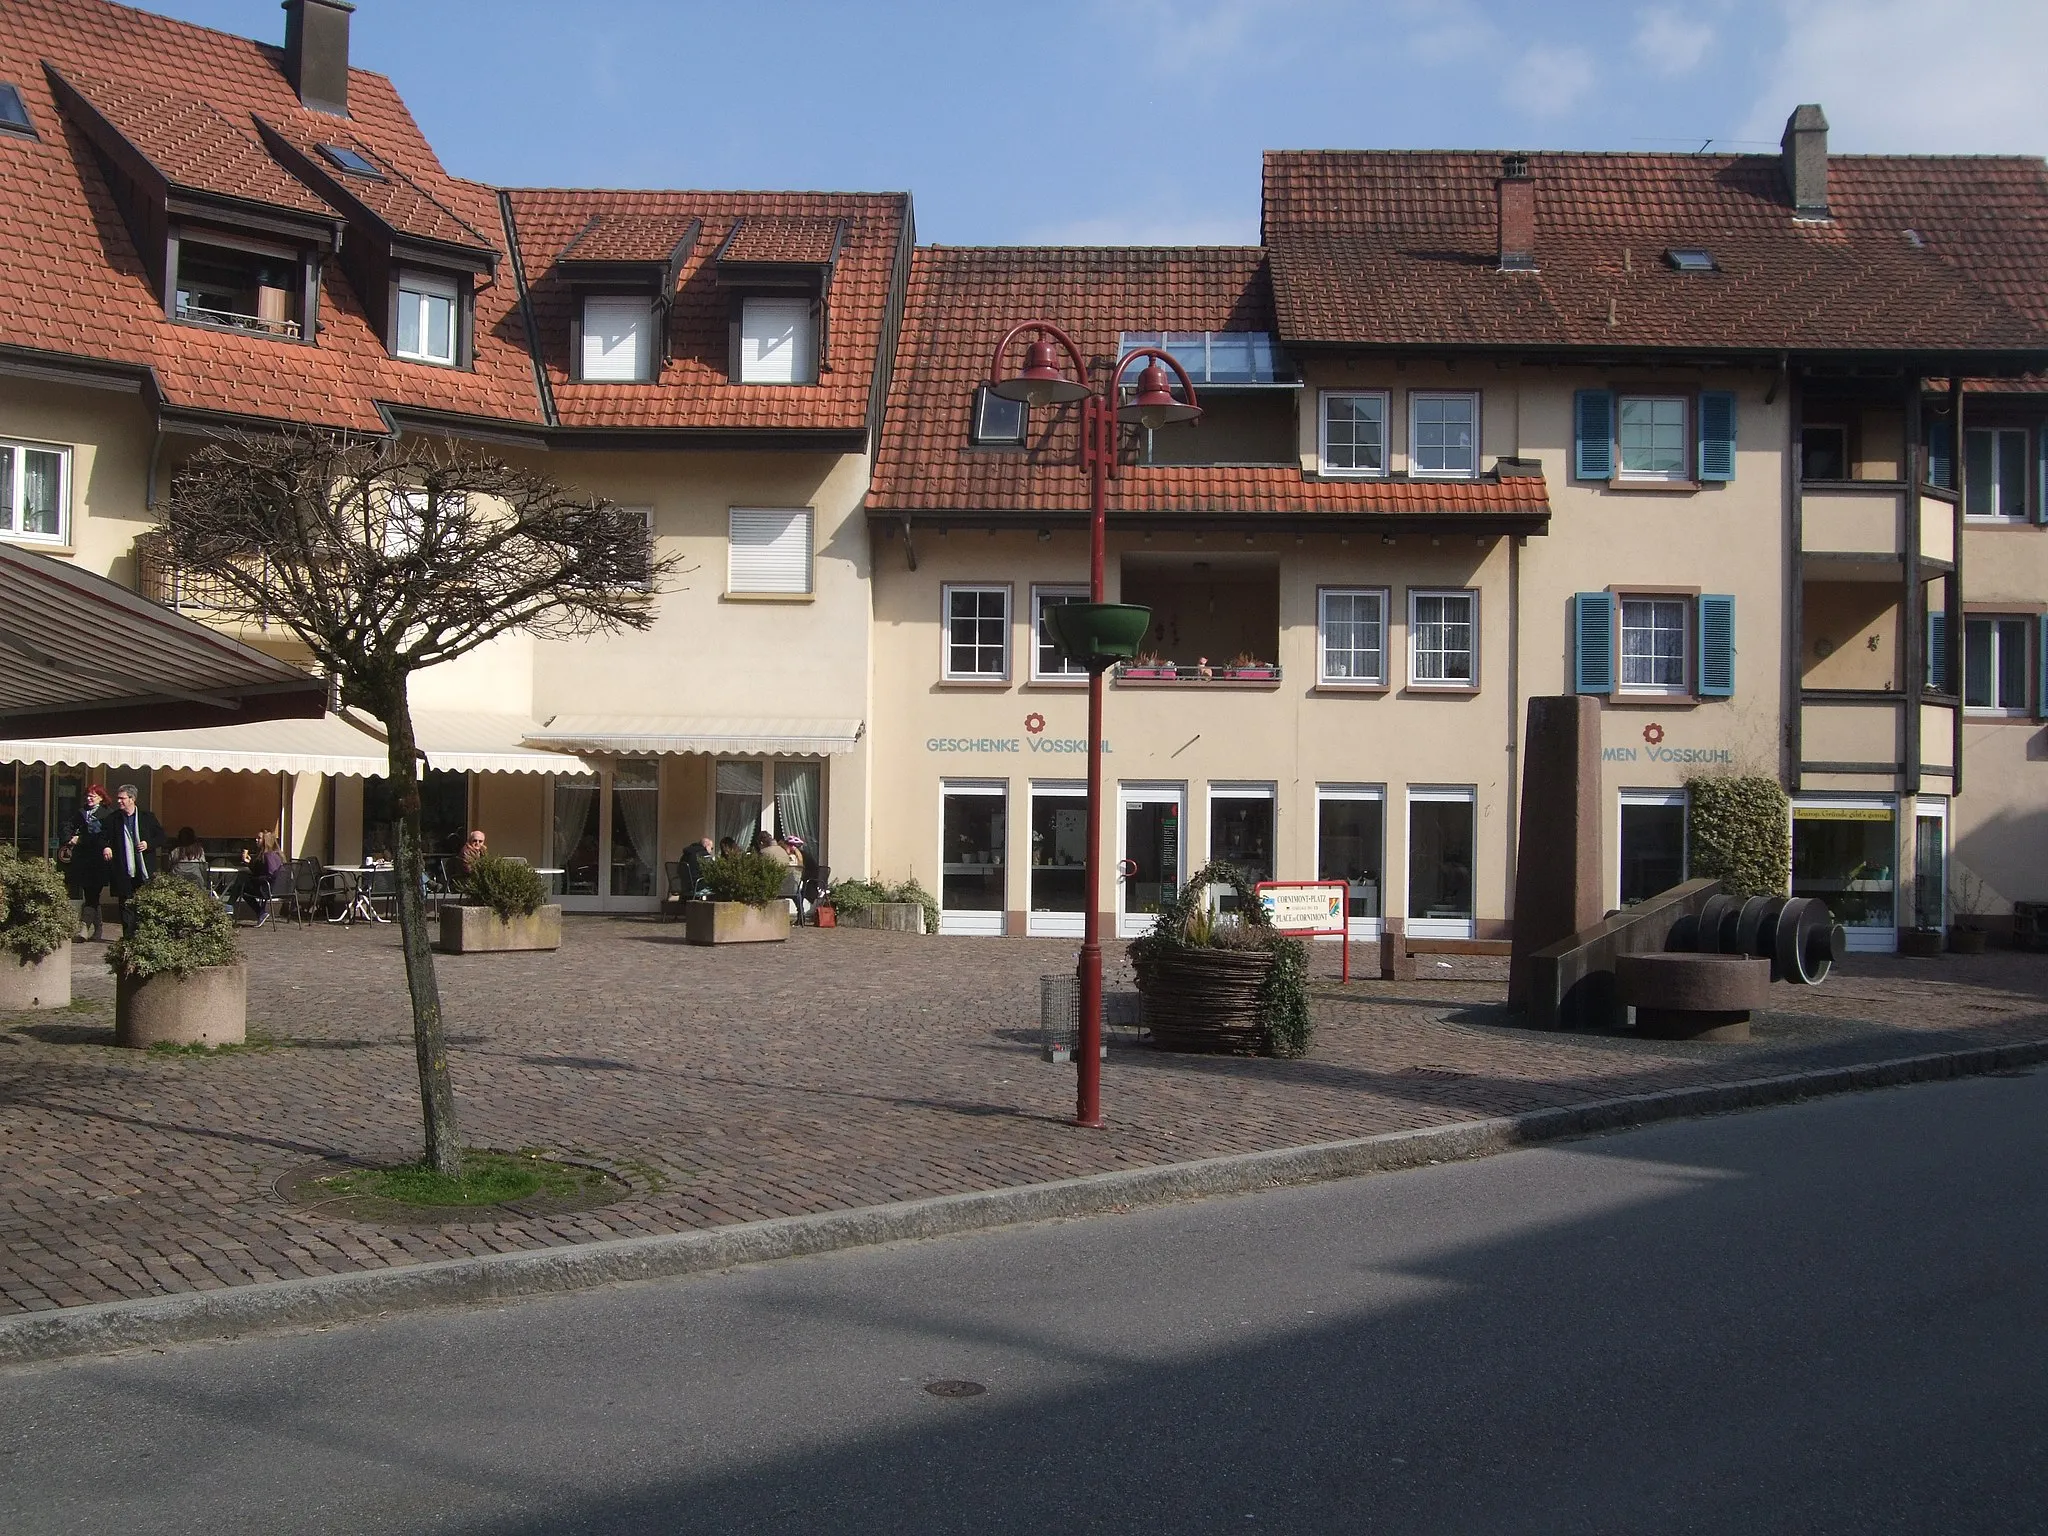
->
[5, 1033, 2041, 1368]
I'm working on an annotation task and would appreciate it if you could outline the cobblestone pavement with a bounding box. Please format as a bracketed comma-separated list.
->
[3, 918, 2046, 1316]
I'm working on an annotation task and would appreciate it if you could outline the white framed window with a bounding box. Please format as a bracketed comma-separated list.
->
[1207, 782, 1276, 911]
[0, 439, 68, 545]
[1406, 785, 1476, 938]
[727, 506, 813, 595]
[973, 386, 1027, 446]
[1318, 587, 1388, 685]
[939, 780, 1008, 936]
[614, 505, 655, 591]
[581, 296, 654, 382]
[1618, 395, 1689, 482]
[395, 270, 459, 365]
[1963, 615, 2030, 714]
[1408, 391, 1478, 478]
[944, 584, 1011, 681]
[1964, 428, 2029, 521]
[1316, 784, 1386, 936]
[1032, 585, 1088, 681]
[1408, 589, 1476, 688]
[739, 297, 816, 384]
[1618, 596, 1690, 693]
[1319, 390, 1389, 476]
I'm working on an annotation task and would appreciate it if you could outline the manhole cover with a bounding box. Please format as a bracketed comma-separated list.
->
[924, 1379, 986, 1398]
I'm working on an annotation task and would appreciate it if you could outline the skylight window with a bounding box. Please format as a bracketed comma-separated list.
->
[1665, 248, 1717, 273]
[318, 142, 384, 180]
[0, 83, 35, 137]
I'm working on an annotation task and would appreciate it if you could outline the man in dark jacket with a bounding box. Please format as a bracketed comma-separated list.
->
[102, 783, 166, 937]
[678, 836, 714, 901]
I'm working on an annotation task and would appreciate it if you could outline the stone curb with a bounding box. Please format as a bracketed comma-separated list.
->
[4, 1034, 2045, 1368]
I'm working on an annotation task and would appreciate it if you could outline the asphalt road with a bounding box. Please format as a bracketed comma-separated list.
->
[4, 1070, 2046, 1535]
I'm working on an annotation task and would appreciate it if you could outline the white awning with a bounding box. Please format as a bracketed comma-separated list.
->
[406, 711, 591, 775]
[4, 714, 390, 775]
[524, 715, 866, 757]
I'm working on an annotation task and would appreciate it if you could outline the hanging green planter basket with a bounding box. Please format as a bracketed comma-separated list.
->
[1044, 602, 1152, 674]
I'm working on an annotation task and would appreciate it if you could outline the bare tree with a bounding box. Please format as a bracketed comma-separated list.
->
[157, 430, 675, 1177]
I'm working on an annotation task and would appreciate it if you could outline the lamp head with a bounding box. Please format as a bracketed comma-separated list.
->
[992, 339, 1089, 406]
[1117, 360, 1201, 428]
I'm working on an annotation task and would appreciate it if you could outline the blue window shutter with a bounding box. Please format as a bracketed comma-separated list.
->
[1697, 595, 1736, 698]
[1697, 391, 1736, 481]
[1927, 418, 1954, 489]
[1927, 610, 1948, 693]
[1573, 592, 1614, 694]
[2037, 429, 2048, 523]
[1574, 389, 1613, 480]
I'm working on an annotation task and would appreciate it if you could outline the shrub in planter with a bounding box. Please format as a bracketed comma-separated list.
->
[107, 876, 245, 1047]
[0, 844, 74, 1010]
[686, 850, 794, 945]
[1685, 774, 1790, 898]
[1129, 862, 1312, 1058]
[827, 875, 939, 935]
[440, 854, 559, 953]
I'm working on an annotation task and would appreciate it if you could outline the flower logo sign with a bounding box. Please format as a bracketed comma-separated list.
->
[1643, 722, 1666, 746]
[1025, 712, 1046, 736]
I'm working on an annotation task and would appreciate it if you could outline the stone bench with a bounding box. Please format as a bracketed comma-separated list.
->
[1615, 952, 1770, 1042]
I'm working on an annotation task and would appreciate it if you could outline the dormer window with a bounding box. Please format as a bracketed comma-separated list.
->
[396, 270, 459, 366]
[174, 235, 305, 339]
[581, 296, 655, 382]
[0, 83, 35, 138]
[739, 297, 817, 385]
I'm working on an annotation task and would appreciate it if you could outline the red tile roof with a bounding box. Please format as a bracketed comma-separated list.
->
[505, 189, 907, 433]
[0, 0, 906, 441]
[50, 67, 334, 217]
[716, 215, 844, 267]
[556, 213, 701, 267]
[868, 246, 1550, 522]
[1263, 151, 2048, 357]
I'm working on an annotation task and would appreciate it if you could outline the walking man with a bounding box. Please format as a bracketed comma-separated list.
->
[102, 783, 166, 938]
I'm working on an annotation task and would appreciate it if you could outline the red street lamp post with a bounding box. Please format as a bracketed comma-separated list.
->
[990, 323, 1200, 1128]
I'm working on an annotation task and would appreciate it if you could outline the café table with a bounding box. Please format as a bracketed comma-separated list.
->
[533, 866, 566, 897]
[322, 864, 393, 925]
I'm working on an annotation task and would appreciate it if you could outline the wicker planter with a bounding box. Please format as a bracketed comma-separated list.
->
[1134, 946, 1275, 1054]
[838, 902, 926, 934]
[684, 899, 791, 945]
[1898, 926, 1945, 958]
[0, 941, 71, 1010]
[437, 903, 563, 953]
[115, 962, 246, 1048]
[1948, 925, 1990, 955]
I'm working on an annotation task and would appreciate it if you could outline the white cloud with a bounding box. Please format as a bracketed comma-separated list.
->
[1632, 7, 1714, 76]
[1500, 44, 1595, 119]
[1396, 0, 1500, 63]
[1103, 0, 1311, 74]
[1741, 0, 2048, 155]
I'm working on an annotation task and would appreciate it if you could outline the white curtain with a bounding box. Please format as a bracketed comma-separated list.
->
[614, 783, 660, 892]
[715, 759, 763, 847]
[773, 761, 820, 856]
[552, 776, 598, 890]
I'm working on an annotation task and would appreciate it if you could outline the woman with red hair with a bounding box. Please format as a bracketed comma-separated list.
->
[61, 783, 111, 941]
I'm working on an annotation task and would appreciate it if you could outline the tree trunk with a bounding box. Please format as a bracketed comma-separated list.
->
[373, 683, 463, 1178]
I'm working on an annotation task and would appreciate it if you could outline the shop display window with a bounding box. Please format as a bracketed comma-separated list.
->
[1792, 804, 1896, 937]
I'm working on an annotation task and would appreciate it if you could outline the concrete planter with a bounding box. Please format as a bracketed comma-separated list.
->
[115, 962, 246, 1048]
[1898, 926, 1946, 958]
[437, 903, 563, 954]
[838, 902, 926, 934]
[0, 941, 71, 1010]
[684, 900, 791, 945]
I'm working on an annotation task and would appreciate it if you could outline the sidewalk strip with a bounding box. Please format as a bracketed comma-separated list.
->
[4, 1035, 2044, 1367]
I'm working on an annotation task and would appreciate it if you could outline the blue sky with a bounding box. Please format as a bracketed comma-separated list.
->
[152, 0, 2048, 246]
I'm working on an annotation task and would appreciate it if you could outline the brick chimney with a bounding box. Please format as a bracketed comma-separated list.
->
[282, 0, 354, 117]
[1781, 103, 1829, 221]
[1497, 154, 1536, 272]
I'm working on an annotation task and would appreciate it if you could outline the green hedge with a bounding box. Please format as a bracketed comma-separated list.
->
[1685, 775, 1790, 898]
[826, 875, 940, 936]
[700, 850, 790, 906]
[462, 854, 545, 920]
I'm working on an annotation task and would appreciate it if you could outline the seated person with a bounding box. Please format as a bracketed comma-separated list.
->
[169, 827, 210, 884]
[236, 831, 285, 925]
[456, 828, 488, 879]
